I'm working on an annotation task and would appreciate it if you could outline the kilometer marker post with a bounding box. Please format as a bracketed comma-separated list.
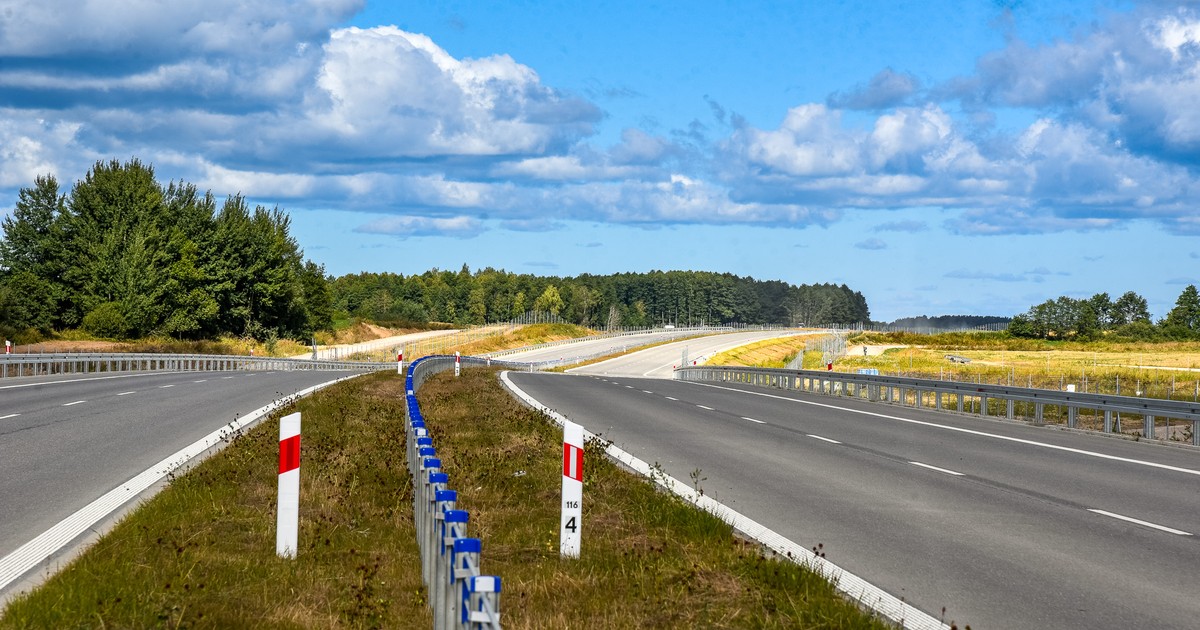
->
[560, 420, 584, 558]
[276, 412, 301, 558]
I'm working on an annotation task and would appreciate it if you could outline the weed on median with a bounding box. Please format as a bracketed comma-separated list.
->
[417, 367, 895, 629]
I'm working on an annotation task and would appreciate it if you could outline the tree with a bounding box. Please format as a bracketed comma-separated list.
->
[1112, 291, 1151, 326]
[0, 271, 56, 336]
[0, 175, 65, 279]
[533, 285, 564, 316]
[1163, 285, 1200, 337]
[1087, 292, 1113, 330]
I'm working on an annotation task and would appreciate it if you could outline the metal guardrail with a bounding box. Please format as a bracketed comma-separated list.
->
[675, 365, 1200, 446]
[0, 352, 391, 378]
[406, 356, 510, 629]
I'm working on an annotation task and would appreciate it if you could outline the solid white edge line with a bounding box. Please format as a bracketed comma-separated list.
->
[0, 414, 18, 420]
[1087, 509, 1192, 536]
[909, 461, 964, 476]
[0, 372, 368, 594]
[498, 371, 950, 630]
[742, 417, 766, 424]
[685, 381, 1200, 479]
[808, 434, 841, 444]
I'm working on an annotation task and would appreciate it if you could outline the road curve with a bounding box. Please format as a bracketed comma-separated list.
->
[0, 368, 360, 599]
[506, 371, 1200, 630]
[567, 329, 810, 378]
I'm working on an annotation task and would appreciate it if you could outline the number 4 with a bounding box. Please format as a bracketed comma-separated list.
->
[564, 516, 577, 533]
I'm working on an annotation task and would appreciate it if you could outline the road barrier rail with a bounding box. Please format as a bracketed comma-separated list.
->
[675, 365, 1200, 446]
[0, 352, 391, 378]
[406, 355, 513, 629]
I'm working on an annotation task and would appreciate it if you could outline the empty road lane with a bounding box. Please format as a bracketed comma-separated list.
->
[0, 369, 360, 596]
[507, 371, 1200, 630]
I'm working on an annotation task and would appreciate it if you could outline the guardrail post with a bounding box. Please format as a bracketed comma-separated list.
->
[451, 538, 482, 628]
[1068, 406, 1077, 428]
[1034, 403, 1043, 425]
[438, 510, 469, 630]
[981, 395, 989, 417]
[1007, 399, 1014, 420]
[465, 575, 501, 629]
[1144, 415, 1155, 440]
[1104, 410, 1113, 433]
[431, 489, 456, 593]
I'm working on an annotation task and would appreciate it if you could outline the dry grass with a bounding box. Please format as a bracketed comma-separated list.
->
[449, 323, 594, 356]
[706, 336, 810, 368]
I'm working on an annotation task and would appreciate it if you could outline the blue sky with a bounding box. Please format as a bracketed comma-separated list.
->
[1, 0, 1198, 321]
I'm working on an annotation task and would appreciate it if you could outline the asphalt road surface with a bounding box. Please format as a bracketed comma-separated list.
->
[506, 371, 1200, 630]
[0, 368, 360, 596]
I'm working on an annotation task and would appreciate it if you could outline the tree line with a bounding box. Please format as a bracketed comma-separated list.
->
[1007, 288, 1200, 340]
[886, 315, 1011, 331]
[0, 160, 332, 342]
[330, 268, 870, 328]
[0, 159, 872, 343]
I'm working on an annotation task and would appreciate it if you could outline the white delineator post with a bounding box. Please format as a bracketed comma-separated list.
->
[276, 412, 301, 558]
[560, 420, 583, 558]
[454, 351, 461, 377]
[4, 340, 10, 354]
[397, 348, 404, 375]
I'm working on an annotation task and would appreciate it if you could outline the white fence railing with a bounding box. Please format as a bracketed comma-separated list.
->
[0, 352, 391, 378]
[675, 365, 1200, 446]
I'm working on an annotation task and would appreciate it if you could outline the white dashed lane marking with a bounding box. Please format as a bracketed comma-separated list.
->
[909, 461, 964, 476]
[1088, 509, 1192, 536]
[62, 401, 86, 407]
[807, 434, 841, 444]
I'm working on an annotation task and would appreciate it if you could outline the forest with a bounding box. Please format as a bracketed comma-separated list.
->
[0, 160, 872, 343]
[329, 268, 871, 330]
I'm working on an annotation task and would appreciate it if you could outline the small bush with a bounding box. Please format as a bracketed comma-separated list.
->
[81, 302, 129, 339]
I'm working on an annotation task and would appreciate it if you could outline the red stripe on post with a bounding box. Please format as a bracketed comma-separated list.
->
[279, 434, 301, 474]
[562, 444, 583, 482]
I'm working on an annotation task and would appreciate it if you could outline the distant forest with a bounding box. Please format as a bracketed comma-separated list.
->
[885, 315, 1011, 330]
[330, 269, 870, 329]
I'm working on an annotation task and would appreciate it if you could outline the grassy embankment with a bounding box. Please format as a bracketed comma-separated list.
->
[706, 330, 1200, 440]
[15, 319, 414, 358]
[1, 368, 895, 629]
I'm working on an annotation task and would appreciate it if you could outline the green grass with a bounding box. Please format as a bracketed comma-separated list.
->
[2, 367, 902, 628]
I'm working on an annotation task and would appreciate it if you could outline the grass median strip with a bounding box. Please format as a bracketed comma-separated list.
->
[4, 367, 898, 628]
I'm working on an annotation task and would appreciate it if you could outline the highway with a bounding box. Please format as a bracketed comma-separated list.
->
[0, 368, 359, 598]
[501, 328, 808, 372]
[506, 369, 1200, 629]
[566, 329, 810, 377]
